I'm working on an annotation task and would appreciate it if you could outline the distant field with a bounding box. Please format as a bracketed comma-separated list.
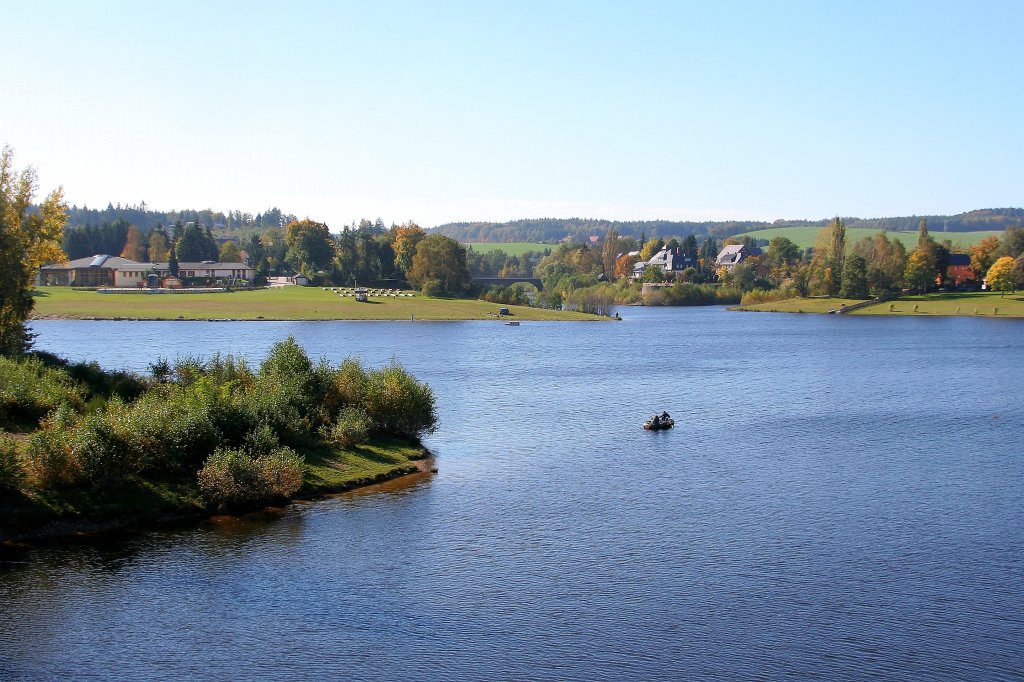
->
[737, 291, 1024, 317]
[733, 226, 1004, 251]
[30, 286, 603, 321]
[464, 242, 555, 256]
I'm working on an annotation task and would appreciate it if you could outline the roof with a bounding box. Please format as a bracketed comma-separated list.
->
[41, 255, 145, 270]
[948, 253, 971, 266]
[150, 261, 252, 270]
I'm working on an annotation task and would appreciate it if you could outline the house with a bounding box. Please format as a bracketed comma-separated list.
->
[38, 255, 148, 287]
[946, 254, 973, 286]
[291, 274, 311, 286]
[37, 255, 254, 287]
[715, 244, 761, 271]
[631, 247, 697, 279]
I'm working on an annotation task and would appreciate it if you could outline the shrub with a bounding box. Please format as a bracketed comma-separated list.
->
[0, 440, 24, 491]
[321, 407, 371, 449]
[362, 363, 437, 438]
[25, 405, 81, 487]
[332, 358, 368, 409]
[197, 446, 304, 510]
[0, 356, 85, 429]
[741, 288, 798, 306]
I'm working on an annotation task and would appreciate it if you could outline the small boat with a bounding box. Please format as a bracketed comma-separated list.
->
[505, 321, 520, 326]
[643, 415, 674, 430]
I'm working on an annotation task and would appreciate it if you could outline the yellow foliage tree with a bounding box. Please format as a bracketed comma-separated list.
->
[986, 256, 1018, 296]
[120, 225, 146, 261]
[0, 147, 67, 354]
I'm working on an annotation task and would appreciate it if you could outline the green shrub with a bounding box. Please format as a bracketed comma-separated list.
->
[0, 356, 85, 429]
[362, 363, 437, 438]
[25, 405, 81, 487]
[0, 440, 24, 491]
[332, 358, 368, 410]
[322, 407, 371, 449]
[197, 446, 304, 510]
[243, 423, 281, 457]
[740, 288, 798, 306]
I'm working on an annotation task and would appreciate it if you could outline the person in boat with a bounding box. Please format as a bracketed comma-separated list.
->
[660, 411, 671, 420]
[650, 414, 661, 428]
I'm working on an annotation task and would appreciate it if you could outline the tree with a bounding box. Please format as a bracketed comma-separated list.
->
[601, 228, 620, 280]
[810, 218, 846, 296]
[148, 228, 170, 262]
[638, 238, 663, 262]
[219, 240, 241, 262]
[120, 225, 146, 261]
[390, 222, 425, 276]
[176, 222, 216, 261]
[840, 254, 869, 299]
[407, 234, 471, 295]
[969, 236, 1001, 281]
[904, 250, 935, 292]
[1002, 227, 1024, 259]
[284, 220, 335, 276]
[0, 147, 67, 355]
[986, 256, 1018, 296]
[168, 243, 179, 276]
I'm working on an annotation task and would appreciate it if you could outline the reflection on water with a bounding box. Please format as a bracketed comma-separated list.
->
[2, 309, 1023, 680]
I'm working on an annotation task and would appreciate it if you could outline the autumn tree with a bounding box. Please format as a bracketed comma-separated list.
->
[391, 222, 426, 276]
[219, 240, 241, 262]
[0, 147, 67, 355]
[638, 237, 664, 262]
[986, 256, 1019, 296]
[120, 225, 146, 261]
[969, 236, 1001, 281]
[601, 228, 620, 280]
[904, 249, 936, 292]
[407, 234, 471, 295]
[810, 218, 846, 296]
[148, 228, 170, 262]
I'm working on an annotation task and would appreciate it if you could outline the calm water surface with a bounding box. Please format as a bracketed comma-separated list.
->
[2, 308, 1023, 680]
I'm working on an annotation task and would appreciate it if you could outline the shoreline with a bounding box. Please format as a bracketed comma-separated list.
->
[0, 442, 435, 546]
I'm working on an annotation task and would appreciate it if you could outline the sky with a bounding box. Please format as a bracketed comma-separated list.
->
[2, 0, 1022, 229]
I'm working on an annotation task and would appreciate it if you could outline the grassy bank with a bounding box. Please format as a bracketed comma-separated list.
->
[1, 435, 430, 541]
[30, 286, 601, 321]
[0, 340, 440, 543]
[735, 291, 1024, 317]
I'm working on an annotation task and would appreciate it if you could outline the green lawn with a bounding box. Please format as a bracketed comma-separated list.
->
[733, 226, 1003, 251]
[737, 291, 1024, 317]
[464, 242, 555, 256]
[31, 285, 602, 321]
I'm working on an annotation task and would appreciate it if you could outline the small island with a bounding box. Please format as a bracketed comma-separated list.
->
[1, 338, 439, 542]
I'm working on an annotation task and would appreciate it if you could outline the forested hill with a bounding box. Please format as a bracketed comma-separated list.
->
[62, 203, 297, 234]
[432, 208, 1024, 243]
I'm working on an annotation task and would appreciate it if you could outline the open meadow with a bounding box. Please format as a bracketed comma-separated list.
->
[30, 285, 602, 321]
[737, 290, 1024, 317]
[464, 242, 555, 256]
[733, 226, 1003, 250]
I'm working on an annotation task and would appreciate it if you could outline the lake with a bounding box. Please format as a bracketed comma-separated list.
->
[3, 308, 1023, 680]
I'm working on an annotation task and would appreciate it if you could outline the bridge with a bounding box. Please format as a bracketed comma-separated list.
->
[473, 277, 544, 291]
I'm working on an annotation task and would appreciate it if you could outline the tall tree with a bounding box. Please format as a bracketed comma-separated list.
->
[601, 228, 620, 280]
[390, 222, 426, 276]
[148, 228, 170, 262]
[969, 236, 1001, 281]
[840, 254, 869, 299]
[0, 147, 67, 355]
[120, 225, 146, 261]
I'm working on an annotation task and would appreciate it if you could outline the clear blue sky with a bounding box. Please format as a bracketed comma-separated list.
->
[2, 1, 1021, 228]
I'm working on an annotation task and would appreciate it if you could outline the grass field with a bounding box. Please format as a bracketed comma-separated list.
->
[464, 242, 555, 256]
[733, 226, 1004, 251]
[737, 291, 1024, 317]
[30, 285, 603, 321]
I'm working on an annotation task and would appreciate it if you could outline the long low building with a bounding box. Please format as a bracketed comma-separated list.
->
[38, 255, 254, 287]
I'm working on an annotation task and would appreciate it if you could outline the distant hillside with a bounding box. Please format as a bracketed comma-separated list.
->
[432, 208, 1024, 244]
[62, 203, 297, 235]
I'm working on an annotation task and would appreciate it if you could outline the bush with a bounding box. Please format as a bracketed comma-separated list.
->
[0, 440, 24, 491]
[321, 407, 371, 449]
[741, 288, 798, 306]
[362, 363, 437, 438]
[25, 405, 81, 488]
[197, 446, 304, 510]
[0, 356, 85, 429]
